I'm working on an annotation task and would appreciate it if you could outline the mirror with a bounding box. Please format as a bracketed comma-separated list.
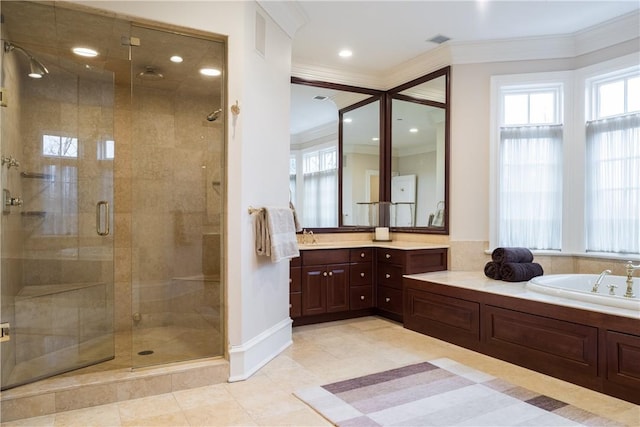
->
[340, 98, 382, 226]
[289, 66, 449, 233]
[388, 70, 449, 232]
[290, 78, 381, 229]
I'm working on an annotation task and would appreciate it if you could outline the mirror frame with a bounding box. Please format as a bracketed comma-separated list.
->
[290, 65, 450, 234]
[291, 77, 383, 233]
[385, 66, 450, 235]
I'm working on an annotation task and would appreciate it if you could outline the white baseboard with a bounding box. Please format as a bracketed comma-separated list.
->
[228, 317, 293, 382]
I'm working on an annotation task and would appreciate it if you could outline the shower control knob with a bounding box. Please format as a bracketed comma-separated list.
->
[7, 196, 23, 207]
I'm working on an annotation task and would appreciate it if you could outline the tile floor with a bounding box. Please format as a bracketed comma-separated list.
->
[3, 316, 639, 426]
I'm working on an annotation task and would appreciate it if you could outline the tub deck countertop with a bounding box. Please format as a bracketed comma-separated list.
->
[404, 271, 640, 320]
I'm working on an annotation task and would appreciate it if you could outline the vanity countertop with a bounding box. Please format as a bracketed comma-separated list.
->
[298, 241, 449, 251]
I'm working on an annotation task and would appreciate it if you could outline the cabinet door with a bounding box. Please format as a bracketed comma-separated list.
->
[302, 267, 327, 316]
[327, 264, 349, 313]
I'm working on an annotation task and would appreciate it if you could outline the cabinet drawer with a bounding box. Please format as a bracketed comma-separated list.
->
[377, 286, 403, 315]
[290, 256, 301, 267]
[290, 292, 301, 318]
[405, 249, 448, 273]
[377, 263, 403, 289]
[350, 285, 374, 310]
[377, 248, 405, 265]
[302, 249, 350, 265]
[290, 266, 301, 293]
[350, 248, 373, 262]
[350, 263, 373, 285]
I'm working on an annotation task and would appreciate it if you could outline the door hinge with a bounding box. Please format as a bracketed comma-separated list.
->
[120, 36, 141, 47]
[1, 87, 7, 107]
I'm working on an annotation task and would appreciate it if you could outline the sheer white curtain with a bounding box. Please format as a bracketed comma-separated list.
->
[586, 113, 640, 253]
[499, 125, 563, 249]
[302, 169, 337, 227]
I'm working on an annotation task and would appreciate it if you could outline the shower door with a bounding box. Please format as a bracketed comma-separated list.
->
[129, 26, 225, 368]
[0, 3, 116, 389]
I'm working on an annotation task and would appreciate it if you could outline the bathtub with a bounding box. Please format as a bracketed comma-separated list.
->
[527, 274, 640, 311]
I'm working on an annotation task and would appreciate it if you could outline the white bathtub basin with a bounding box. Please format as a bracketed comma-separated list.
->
[527, 274, 640, 311]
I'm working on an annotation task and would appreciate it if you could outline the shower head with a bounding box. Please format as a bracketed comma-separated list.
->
[206, 109, 222, 122]
[137, 66, 164, 80]
[4, 41, 49, 78]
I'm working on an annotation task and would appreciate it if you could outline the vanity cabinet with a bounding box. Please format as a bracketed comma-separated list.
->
[290, 246, 447, 326]
[376, 248, 447, 322]
[300, 249, 350, 317]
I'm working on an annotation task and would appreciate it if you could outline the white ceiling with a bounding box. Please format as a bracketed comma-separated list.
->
[291, 0, 639, 75]
[288, 0, 639, 141]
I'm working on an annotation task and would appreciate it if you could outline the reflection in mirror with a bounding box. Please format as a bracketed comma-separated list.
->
[290, 81, 378, 228]
[341, 99, 380, 226]
[389, 67, 449, 232]
[390, 99, 445, 227]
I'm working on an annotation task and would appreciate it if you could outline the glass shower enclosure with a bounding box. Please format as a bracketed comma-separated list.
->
[1, 1, 225, 390]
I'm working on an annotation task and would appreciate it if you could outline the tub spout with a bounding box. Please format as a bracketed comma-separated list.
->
[624, 261, 640, 298]
[591, 269, 611, 293]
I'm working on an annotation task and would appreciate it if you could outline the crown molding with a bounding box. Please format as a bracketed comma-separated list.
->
[257, 0, 307, 38]
[574, 10, 640, 56]
[291, 63, 387, 90]
[449, 34, 576, 65]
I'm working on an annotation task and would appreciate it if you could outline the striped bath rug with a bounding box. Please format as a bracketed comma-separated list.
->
[294, 358, 622, 426]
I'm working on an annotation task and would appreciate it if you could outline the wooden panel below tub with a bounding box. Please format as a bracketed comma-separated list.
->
[483, 305, 598, 380]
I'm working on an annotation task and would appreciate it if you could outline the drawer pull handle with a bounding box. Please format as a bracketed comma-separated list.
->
[360, 295, 365, 300]
[385, 253, 391, 259]
[289, 278, 292, 284]
[289, 304, 292, 308]
[323, 272, 328, 277]
[385, 273, 391, 279]
[385, 297, 391, 303]
[360, 252, 365, 258]
[328, 271, 333, 276]
[360, 272, 365, 278]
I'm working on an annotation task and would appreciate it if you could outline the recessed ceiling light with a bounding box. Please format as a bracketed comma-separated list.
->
[410, 128, 419, 133]
[338, 49, 352, 58]
[170, 55, 183, 63]
[72, 47, 98, 57]
[200, 68, 221, 76]
[343, 117, 353, 123]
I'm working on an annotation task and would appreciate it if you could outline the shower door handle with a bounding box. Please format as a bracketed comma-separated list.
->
[96, 201, 110, 236]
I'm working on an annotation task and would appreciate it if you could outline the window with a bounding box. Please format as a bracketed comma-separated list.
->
[496, 83, 563, 249]
[301, 146, 338, 227]
[586, 67, 640, 254]
[43, 134, 78, 158]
